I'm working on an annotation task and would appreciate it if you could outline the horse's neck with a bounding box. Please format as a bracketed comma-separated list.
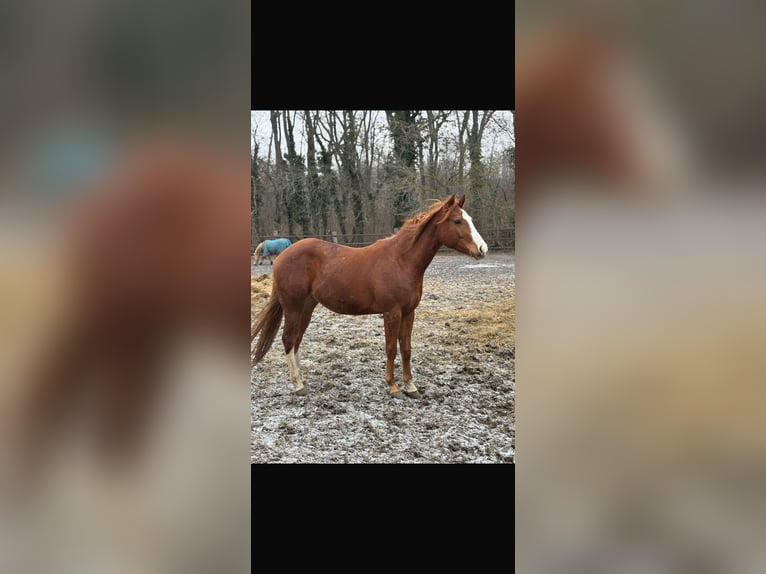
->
[391, 222, 441, 276]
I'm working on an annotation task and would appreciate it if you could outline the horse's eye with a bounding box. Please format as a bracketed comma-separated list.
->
[454, 219, 462, 224]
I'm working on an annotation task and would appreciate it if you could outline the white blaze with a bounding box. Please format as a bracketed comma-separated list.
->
[461, 209, 488, 255]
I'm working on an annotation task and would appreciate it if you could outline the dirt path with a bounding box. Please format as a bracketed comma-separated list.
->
[251, 252, 515, 463]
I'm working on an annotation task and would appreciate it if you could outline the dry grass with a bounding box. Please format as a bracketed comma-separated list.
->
[453, 297, 515, 346]
[418, 290, 515, 355]
[250, 274, 272, 303]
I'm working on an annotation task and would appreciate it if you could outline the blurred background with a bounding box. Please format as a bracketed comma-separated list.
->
[11, 0, 766, 569]
[517, 1, 766, 572]
[0, 1, 250, 572]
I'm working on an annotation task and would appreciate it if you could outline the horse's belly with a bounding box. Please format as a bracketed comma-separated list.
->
[311, 280, 378, 315]
[309, 259, 393, 315]
[317, 294, 378, 316]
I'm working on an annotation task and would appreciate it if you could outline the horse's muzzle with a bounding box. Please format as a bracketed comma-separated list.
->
[471, 244, 488, 259]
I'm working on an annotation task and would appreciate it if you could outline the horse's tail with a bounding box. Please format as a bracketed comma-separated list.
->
[251, 287, 283, 363]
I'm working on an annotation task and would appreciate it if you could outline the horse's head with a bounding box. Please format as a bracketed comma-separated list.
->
[435, 195, 488, 260]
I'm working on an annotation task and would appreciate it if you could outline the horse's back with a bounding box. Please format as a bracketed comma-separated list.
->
[273, 238, 349, 278]
[274, 238, 333, 267]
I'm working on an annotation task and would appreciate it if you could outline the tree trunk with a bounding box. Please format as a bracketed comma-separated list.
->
[467, 110, 494, 221]
[315, 112, 346, 238]
[304, 111, 323, 235]
[270, 111, 284, 231]
[251, 138, 261, 246]
[426, 110, 448, 193]
[361, 111, 377, 231]
[456, 110, 470, 185]
[385, 110, 421, 228]
[341, 111, 365, 243]
[281, 111, 310, 236]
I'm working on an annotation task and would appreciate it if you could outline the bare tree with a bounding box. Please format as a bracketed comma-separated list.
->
[455, 110, 471, 184]
[304, 111, 325, 235]
[337, 111, 365, 242]
[252, 110, 514, 249]
[315, 111, 347, 239]
[282, 110, 309, 235]
[269, 111, 284, 230]
[359, 111, 378, 229]
[251, 128, 261, 245]
[467, 110, 495, 218]
[425, 110, 450, 192]
[385, 110, 421, 227]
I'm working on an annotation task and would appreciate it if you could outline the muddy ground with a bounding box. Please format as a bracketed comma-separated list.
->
[251, 252, 515, 463]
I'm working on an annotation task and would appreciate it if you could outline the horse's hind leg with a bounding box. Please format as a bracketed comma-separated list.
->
[294, 299, 318, 357]
[282, 300, 316, 396]
[282, 311, 305, 394]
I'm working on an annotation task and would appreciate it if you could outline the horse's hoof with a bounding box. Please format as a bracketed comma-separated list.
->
[295, 387, 308, 396]
[390, 391, 405, 400]
[404, 390, 422, 399]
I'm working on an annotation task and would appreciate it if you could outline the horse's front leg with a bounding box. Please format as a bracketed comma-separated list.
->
[383, 309, 404, 399]
[399, 311, 420, 398]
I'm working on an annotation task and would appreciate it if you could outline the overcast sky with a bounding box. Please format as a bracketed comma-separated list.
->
[250, 110, 514, 162]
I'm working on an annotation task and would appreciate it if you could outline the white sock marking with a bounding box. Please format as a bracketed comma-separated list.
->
[286, 349, 304, 391]
[404, 380, 418, 393]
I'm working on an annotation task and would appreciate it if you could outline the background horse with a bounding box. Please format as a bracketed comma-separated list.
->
[253, 238, 292, 266]
[251, 194, 488, 398]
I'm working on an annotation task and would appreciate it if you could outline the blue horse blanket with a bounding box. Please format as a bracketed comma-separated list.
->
[263, 238, 292, 255]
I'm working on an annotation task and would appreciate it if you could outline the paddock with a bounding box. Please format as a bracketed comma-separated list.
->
[250, 252, 515, 463]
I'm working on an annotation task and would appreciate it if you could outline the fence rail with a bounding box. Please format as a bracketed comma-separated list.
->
[251, 227, 515, 253]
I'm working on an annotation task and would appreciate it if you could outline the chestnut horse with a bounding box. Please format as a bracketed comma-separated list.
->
[251, 194, 488, 398]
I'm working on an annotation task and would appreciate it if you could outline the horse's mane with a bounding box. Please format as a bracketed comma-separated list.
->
[399, 198, 452, 248]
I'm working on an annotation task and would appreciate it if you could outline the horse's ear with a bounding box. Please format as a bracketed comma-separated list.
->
[457, 195, 466, 207]
[444, 194, 456, 207]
